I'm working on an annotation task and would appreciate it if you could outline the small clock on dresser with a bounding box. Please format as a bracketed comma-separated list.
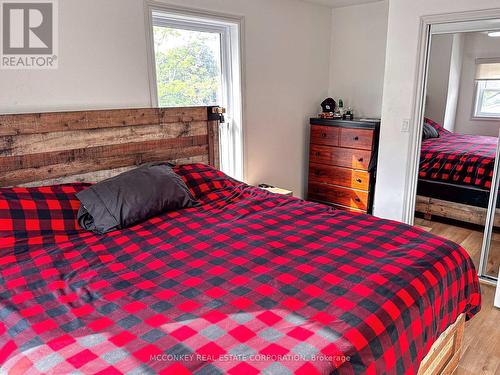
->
[307, 118, 380, 214]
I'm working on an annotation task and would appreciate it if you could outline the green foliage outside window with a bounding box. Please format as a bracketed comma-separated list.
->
[153, 27, 221, 107]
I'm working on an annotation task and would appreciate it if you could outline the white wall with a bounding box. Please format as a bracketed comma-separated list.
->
[374, 0, 500, 221]
[455, 32, 500, 136]
[442, 33, 464, 132]
[0, 2, 152, 112]
[424, 34, 453, 126]
[329, 1, 388, 118]
[0, 0, 332, 198]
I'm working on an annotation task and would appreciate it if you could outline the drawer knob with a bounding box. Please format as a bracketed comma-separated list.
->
[354, 197, 361, 202]
[356, 178, 362, 183]
[322, 133, 327, 138]
[353, 136, 359, 141]
[316, 152, 321, 157]
[358, 157, 364, 162]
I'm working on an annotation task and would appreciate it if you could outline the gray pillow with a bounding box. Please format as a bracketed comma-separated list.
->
[422, 122, 439, 139]
[76, 163, 197, 234]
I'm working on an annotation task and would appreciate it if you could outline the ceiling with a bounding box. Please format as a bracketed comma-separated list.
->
[303, 0, 382, 8]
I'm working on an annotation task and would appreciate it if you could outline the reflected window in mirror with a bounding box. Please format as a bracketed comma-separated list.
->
[475, 80, 500, 118]
[474, 60, 500, 119]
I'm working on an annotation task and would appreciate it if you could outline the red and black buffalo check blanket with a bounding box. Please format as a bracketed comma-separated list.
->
[0, 164, 481, 374]
[420, 121, 497, 189]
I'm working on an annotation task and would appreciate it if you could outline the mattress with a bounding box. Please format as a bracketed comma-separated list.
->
[420, 130, 497, 190]
[0, 164, 481, 374]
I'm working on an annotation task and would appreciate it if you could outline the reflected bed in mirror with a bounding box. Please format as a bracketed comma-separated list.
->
[415, 117, 500, 279]
[416, 117, 498, 226]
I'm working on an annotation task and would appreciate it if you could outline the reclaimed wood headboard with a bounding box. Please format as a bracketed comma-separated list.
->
[0, 106, 220, 187]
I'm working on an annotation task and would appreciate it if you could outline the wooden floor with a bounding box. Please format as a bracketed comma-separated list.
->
[457, 283, 500, 375]
[415, 218, 500, 374]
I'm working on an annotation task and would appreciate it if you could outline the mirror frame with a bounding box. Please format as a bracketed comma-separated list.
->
[479, 129, 500, 282]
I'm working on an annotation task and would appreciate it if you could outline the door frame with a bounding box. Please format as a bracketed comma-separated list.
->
[403, 8, 500, 226]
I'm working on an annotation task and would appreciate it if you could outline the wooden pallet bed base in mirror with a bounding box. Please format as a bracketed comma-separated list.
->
[416, 195, 500, 228]
[0, 106, 220, 187]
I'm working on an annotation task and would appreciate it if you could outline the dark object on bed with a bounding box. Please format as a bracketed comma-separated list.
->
[422, 122, 439, 139]
[76, 163, 197, 234]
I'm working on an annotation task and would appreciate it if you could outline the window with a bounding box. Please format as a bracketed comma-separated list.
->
[146, 6, 243, 180]
[474, 59, 500, 118]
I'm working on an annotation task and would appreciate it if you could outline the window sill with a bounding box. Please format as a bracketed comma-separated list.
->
[471, 116, 500, 122]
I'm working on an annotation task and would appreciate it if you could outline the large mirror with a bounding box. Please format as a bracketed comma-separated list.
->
[413, 21, 500, 284]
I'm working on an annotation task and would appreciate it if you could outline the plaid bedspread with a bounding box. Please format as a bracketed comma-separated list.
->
[0, 165, 481, 374]
[420, 131, 497, 190]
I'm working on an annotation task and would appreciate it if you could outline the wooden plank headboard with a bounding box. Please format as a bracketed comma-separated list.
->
[0, 106, 220, 187]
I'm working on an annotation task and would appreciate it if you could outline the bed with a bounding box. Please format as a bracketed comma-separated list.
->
[0, 108, 481, 374]
[416, 118, 499, 226]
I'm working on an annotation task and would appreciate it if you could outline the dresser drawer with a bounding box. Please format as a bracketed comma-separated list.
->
[309, 145, 371, 170]
[309, 163, 370, 191]
[340, 128, 374, 150]
[308, 183, 369, 211]
[310, 125, 339, 146]
[332, 203, 365, 213]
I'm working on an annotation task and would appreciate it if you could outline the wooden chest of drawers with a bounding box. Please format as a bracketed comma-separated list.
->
[307, 118, 380, 214]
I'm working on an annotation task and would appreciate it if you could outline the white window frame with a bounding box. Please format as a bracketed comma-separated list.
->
[473, 79, 500, 119]
[144, 2, 244, 181]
